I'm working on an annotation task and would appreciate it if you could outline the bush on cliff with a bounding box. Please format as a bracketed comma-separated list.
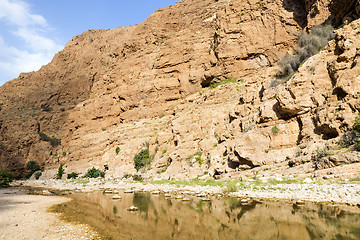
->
[338, 113, 360, 151]
[83, 167, 105, 178]
[56, 164, 65, 179]
[134, 141, 154, 172]
[277, 24, 335, 79]
[25, 161, 40, 179]
[134, 148, 150, 172]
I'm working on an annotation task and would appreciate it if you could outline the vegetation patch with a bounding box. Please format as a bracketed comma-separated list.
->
[275, 24, 334, 81]
[57, 164, 65, 179]
[312, 147, 331, 170]
[134, 142, 157, 172]
[0, 170, 13, 187]
[210, 77, 237, 89]
[25, 161, 40, 179]
[84, 167, 105, 178]
[67, 172, 79, 179]
[134, 148, 150, 171]
[34, 171, 42, 180]
[338, 113, 360, 151]
[271, 125, 280, 134]
[115, 147, 121, 155]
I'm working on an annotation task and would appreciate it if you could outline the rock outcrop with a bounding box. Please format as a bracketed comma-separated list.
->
[0, 0, 359, 180]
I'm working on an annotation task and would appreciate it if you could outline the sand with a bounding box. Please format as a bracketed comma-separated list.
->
[0, 188, 100, 240]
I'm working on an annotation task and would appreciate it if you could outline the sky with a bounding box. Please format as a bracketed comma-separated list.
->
[0, 0, 177, 86]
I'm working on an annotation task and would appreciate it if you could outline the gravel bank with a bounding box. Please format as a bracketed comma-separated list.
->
[16, 178, 360, 206]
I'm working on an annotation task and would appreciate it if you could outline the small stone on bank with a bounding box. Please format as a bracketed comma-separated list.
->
[127, 206, 138, 211]
[112, 195, 121, 200]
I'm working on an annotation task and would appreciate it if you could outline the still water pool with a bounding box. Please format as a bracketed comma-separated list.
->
[51, 190, 360, 240]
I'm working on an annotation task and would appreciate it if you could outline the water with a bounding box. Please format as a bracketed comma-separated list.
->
[50, 190, 360, 240]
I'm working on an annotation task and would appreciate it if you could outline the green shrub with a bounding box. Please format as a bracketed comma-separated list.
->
[34, 171, 42, 180]
[277, 24, 334, 79]
[338, 113, 360, 151]
[0, 170, 13, 186]
[25, 172, 34, 179]
[313, 148, 331, 170]
[162, 149, 167, 155]
[338, 131, 357, 148]
[67, 172, 78, 179]
[84, 167, 105, 178]
[39, 132, 61, 147]
[354, 142, 360, 152]
[26, 161, 40, 171]
[134, 149, 150, 171]
[25, 161, 41, 179]
[271, 125, 280, 134]
[133, 174, 143, 181]
[57, 164, 65, 179]
[115, 147, 121, 155]
[62, 152, 66, 157]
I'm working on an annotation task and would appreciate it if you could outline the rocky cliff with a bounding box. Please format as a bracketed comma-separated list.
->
[0, 0, 359, 180]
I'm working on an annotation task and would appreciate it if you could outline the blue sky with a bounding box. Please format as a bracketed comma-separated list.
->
[0, 0, 177, 86]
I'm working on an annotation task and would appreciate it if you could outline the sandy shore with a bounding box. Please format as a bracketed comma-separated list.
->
[0, 188, 100, 240]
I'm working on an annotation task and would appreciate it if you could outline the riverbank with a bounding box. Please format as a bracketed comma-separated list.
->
[0, 188, 100, 240]
[13, 177, 360, 206]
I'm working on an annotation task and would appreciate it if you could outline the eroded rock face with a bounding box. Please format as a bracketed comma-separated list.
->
[330, 0, 360, 24]
[0, 0, 359, 179]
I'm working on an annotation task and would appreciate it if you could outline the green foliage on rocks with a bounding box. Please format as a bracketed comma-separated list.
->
[276, 24, 335, 80]
[0, 170, 13, 186]
[34, 171, 42, 180]
[25, 161, 41, 179]
[210, 77, 237, 89]
[338, 113, 360, 151]
[115, 147, 121, 155]
[26, 161, 40, 171]
[57, 164, 65, 179]
[84, 167, 105, 178]
[271, 125, 280, 134]
[67, 172, 79, 179]
[134, 148, 150, 171]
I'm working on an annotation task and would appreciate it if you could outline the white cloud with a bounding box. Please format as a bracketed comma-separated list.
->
[0, 0, 63, 85]
[0, 0, 46, 27]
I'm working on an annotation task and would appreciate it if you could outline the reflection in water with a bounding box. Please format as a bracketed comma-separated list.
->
[50, 191, 360, 240]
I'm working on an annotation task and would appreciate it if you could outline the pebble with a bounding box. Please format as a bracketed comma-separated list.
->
[303, 178, 313, 184]
[127, 206, 138, 211]
[112, 195, 122, 200]
[152, 191, 160, 195]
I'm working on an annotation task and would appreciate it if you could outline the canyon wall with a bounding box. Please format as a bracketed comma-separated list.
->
[0, 0, 359, 179]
